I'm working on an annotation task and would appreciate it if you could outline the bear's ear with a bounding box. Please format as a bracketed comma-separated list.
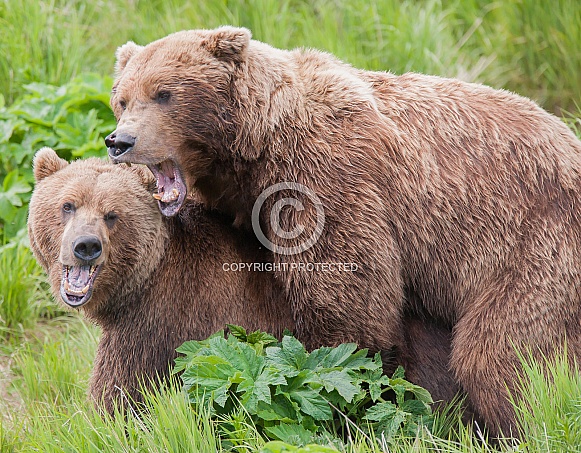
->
[115, 41, 144, 75]
[33, 147, 68, 182]
[202, 26, 251, 64]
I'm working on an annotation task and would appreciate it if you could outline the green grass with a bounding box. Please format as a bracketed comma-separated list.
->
[2, 305, 581, 452]
[0, 239, 54, 337]
[512, 351, 581, 451]
[0, 0, 579, 113]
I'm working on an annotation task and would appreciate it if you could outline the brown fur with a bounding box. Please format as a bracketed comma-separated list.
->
[28, 148, 292, 413]
[28, 148, 460, 415]
[107, 27, 581, 436]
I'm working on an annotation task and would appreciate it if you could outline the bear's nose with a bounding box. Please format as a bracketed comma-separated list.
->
[73, 236, 102, 262]
[105, 131, 135, 158]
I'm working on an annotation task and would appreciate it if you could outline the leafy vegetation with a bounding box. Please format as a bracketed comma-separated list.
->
[0, 73, 114, 239]
[175, 326, 433, 448]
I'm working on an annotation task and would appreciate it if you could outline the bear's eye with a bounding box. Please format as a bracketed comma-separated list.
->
[62, 202, 75, 214]
[156, 91, 171, 104]
[104, 211, 118, 228]
[119, 99, 127, 111]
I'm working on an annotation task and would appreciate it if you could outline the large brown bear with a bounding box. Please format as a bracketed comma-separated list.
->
[105, 27, 581, 436]
[28, 147, 459, 415]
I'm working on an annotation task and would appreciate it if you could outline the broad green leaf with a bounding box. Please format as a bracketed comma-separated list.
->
[256, 409, 295, 424]
[264, 423, 316, 445]
[363, 401, 398, 421]
[388, 377, 433, 405]
[337, 348, 379, 371]
[172, 341, 205, 374]
[403, 383, 433, 405]
[0, 118, 24, 143]
[1, 170, 31, 206]
[305, 343, 358, 370]
[180, 355, 235, 390]
[10, 100, 56, 126]
[237, 366, 285, 412]
[400, 399, 431, 416]
[246, 329, 278, 348]
[21, 128, 57, 154]
[266, 335, 308, 371]
[212, 383, 230, 407]
[391, 365, 406, 380]
[312, 370, 359, 403]
[175, 335, 215, 358]
[227, 324, 247, 341]
[376, 409, 407, 441]
[364, 369, 389, 402]
[288, 387, 332, 421]
[214, 335, 264, 379]
[0, 198, 17, 222]
[23, 82, 59, 99]
[258, 394, 299, 422]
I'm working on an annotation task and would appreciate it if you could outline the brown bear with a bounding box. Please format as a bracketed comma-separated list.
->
[105, 27, 581, 437]
[28, 147, 460, 416]
[28, 147, 293, 413]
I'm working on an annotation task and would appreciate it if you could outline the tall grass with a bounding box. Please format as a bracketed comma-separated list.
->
[441, 0, 581, 113]
[0, 0, 579, 112]
[512, 351, 581, 451]
[0, 240, 51, 337]
[2, 310, 580, 453]
[2, 317, 233, 452]
[0, 0, 99, 105]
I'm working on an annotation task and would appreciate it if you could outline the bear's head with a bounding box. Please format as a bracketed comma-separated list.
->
[105, 26, 252, 217]
[28, 148, 164, 312]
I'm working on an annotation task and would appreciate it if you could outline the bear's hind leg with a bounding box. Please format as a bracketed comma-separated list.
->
[450, 280, 576, 439]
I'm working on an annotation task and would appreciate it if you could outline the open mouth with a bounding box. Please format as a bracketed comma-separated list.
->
[59, 264, 101, 307]
[148, 160, 187, 217]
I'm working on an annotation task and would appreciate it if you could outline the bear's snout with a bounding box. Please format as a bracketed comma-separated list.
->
[105, 131, 135, 158]
[73, 235, 103, 262]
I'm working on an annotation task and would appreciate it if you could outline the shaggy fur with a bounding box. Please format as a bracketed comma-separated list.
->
[28, 148, 292, 413]
[28, 148, 460, 415]
[107, 27, 581, 436]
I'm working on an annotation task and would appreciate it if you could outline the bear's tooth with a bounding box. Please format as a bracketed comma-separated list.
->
[64, 280, 70, 291]
[161, 188, 180, 202]
[81, 284, 89, 295]
[152, 193, 163, 200]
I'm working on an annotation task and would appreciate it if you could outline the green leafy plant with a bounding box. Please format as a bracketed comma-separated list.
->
[174, 325, 433, 447]
[0, 73, 114, 240]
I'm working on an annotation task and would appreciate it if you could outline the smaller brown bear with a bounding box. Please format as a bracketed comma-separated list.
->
[28, 148, 460, 415]
[28, 147, 293, 413]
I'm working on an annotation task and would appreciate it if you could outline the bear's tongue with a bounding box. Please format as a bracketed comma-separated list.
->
[60, 264, 100, 307]
[148, 160, 187, 217]
[63, 265, 95, 295]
